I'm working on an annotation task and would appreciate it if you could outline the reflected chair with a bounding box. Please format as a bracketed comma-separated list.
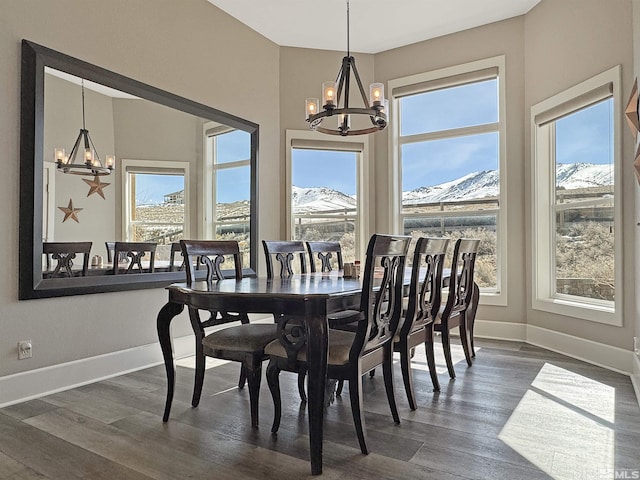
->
[168, 242, 186, 272]
[394, 237, 449, 409]
[265, 234, 411, 454]
[105, 241, 115, 263]
[181, 240, 278, 428]
[434, 238, 480, 379]
[112, 242, 156, 274]
[43, 241, 92, 278]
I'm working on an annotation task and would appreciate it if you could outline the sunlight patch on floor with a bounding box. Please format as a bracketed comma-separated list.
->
[499, 363, 615, 479]
[400, 341, 475, 374]
[175, 356, 230, 370]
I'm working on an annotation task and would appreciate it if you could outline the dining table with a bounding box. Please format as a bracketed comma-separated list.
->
[156, 269, 479, 475]
[157, 272, 364, 475]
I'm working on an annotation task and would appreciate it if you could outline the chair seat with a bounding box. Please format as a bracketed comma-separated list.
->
[202, 324, 278, 354]
[265, 329, 356, 366]
[328, 309, 363, 326]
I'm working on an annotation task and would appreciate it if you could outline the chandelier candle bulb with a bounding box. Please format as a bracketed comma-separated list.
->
[306, 98, 319, 120]
[370, 83, 384, 107]
[54, 148, 65, 164]
[105, 155, 115, 170]
[322, 81, 337, 107]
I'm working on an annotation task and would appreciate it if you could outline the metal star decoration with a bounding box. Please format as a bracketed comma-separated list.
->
[82, 175, 111, 199]
[58, 199, 83, 223]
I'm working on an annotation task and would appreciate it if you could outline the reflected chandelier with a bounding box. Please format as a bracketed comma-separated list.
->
[54, 80, 114, 176]
[305, 0, 388, 136]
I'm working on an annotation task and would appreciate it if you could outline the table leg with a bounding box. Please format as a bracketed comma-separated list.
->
[305, 311, 328, 475]
[157, 301, 185, 422]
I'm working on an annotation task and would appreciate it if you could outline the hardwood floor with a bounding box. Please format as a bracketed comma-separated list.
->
[1, 339, 639, 479]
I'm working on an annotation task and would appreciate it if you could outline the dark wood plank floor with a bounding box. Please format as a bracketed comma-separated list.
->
[1, 339, 639, 479]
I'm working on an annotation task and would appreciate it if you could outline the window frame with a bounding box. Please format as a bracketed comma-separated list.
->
[530, 66, 622, 326]
[285, 129, 370, 261]
[120, 159, 191, 243]
[388, 56, 508, 306]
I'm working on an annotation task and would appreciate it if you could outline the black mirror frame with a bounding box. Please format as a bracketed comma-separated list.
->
[19, 40, 259, 299]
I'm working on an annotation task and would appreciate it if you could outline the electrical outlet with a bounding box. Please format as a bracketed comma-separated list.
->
[18, 340, 32, 360]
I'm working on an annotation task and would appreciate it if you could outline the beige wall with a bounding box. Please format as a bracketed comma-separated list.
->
[524, 0, 635, 349]
[0, 0, 280, 376]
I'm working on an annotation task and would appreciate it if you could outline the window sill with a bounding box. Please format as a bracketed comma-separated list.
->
[532, 296, 621, 326]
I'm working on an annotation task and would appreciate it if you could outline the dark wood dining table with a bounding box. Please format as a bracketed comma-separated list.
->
[156, 272, 364, 475]
[156, 270, 479, 475]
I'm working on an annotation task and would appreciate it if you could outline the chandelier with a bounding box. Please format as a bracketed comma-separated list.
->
[54, 80, 114, 176]
[305, 0, 388, 136]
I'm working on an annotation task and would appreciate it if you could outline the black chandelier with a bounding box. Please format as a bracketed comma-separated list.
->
[305, 0, 388, 136]
[54, 80, 114, 176]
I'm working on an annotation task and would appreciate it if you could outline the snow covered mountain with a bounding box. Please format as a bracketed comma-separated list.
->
[291, 163, 613, 212]
[292, 186, 356, 213]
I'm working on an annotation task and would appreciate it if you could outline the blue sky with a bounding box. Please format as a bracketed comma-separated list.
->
[137, 85, 613, 204]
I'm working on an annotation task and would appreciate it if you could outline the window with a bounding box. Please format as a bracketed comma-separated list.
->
[286, 130, 370, 263]
[121, 159, 190, 262]
[389, 56, 507, 304]
[531, 66, 622, 325]
[204, 126, 253, 269]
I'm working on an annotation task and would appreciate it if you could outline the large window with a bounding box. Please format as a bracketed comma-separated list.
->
[121, 159, 190, 262]
[204, 126, 252, 268]
[286, 130, 369, 262]
[389, 57, 507, 304]
[531, 66, 622, 325]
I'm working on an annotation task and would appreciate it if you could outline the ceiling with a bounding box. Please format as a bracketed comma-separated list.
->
[208, 0, 541, 54]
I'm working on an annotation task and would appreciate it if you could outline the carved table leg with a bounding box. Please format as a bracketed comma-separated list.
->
[305, 310, 328, 475]
[157, 301, 185, 422]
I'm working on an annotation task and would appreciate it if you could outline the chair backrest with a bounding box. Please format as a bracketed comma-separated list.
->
[43, 241, 92, 277]
[350, 234, 411, 363]
[168, 242, 186, 272]
[105, 241, 115, 263]
[179, 240, 243, 284]
[442, 238, 480, 319]
[262, 240, 307, 278]
[306, 241, 344, 273]
[399, 237, 449, 338]
[112, 242, 157, 274]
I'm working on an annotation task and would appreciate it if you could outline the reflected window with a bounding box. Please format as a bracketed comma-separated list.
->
[205, 127, 252, 268]
[122, 160, 190, 262]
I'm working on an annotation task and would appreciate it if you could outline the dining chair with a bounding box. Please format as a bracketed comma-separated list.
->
[265, 234, 411, 454]
[394, 237, 449, 409]
[181, 240, 278, 428]
[434, 238, 480, 379]
[105, 241, 115, 263]
[306, 241, 344, 273]
[168, 242, 186, 272]
[112, 241, 157, 274]
[43, 241, 92, 278]
[262, 240, 308, 278]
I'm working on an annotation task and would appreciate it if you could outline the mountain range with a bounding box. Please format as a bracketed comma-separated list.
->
[293, 163, 613, 211]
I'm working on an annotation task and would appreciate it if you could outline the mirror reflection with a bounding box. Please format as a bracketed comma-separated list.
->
[20, 40, 258, 298]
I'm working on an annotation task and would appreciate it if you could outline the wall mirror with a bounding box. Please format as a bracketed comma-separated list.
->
[20, 40, 258, 299]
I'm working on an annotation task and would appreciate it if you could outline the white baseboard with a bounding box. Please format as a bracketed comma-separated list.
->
[1, 316, 637, 409]
[473, 319, 527, 342]
[0, 334, 196, 409]
[525, 324, 634, 375]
